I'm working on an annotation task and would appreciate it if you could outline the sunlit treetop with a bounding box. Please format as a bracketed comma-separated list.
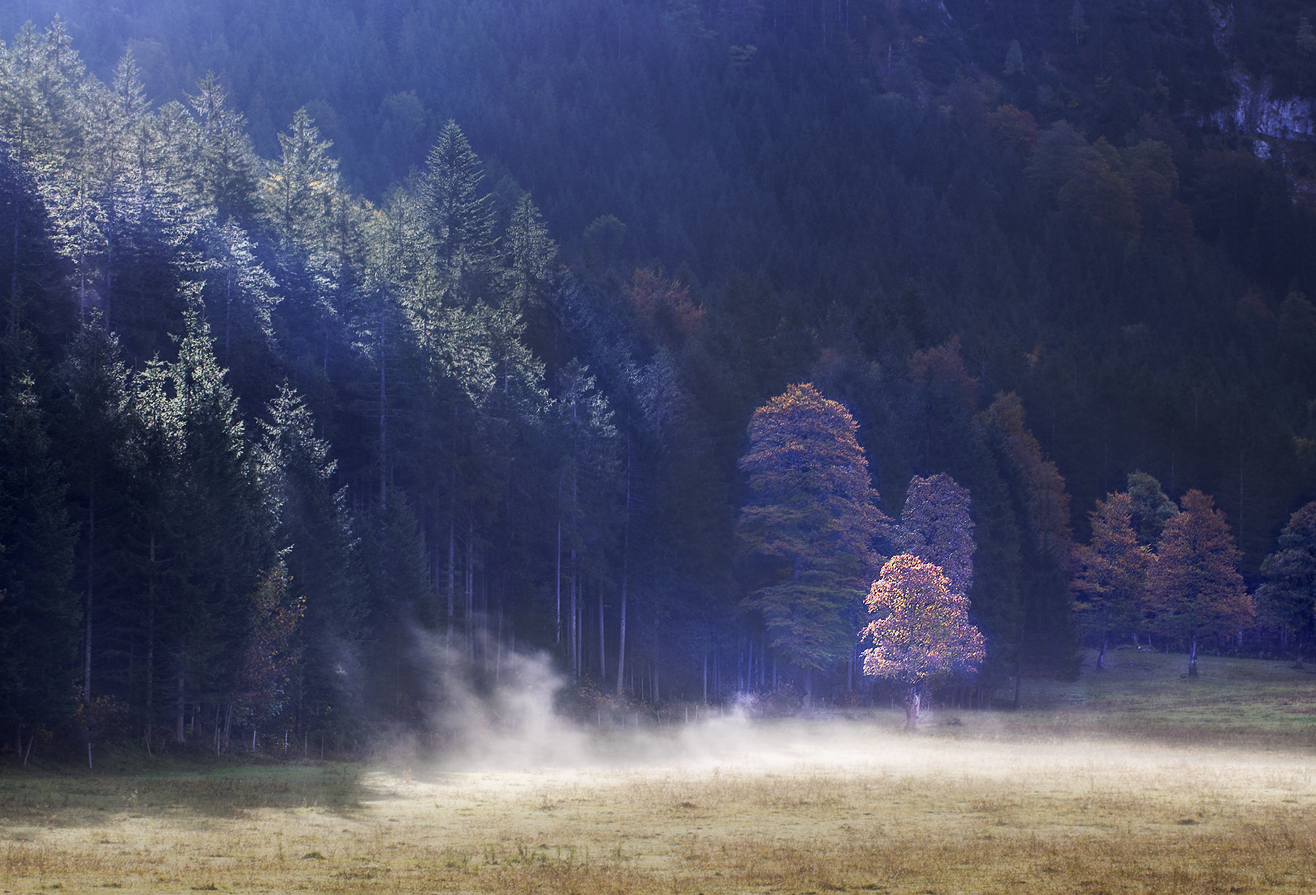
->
[861, 553, 986, 689]
[737, 382, 883, 572]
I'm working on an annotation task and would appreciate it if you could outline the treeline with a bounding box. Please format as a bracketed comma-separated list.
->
[1, 1, 1315, 759]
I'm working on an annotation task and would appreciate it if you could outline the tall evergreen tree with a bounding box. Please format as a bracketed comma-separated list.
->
[420, 120, 497, 302]
[0, 365, 78, 753]
[896, 473, 975, 598]
[1257, 501, 1316, 653]
[737, 383, 884, 692]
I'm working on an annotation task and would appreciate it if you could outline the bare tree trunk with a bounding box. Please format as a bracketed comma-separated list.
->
[903, 689, 920, 730]
[145, 533, 155, 747]
[555, 517, 562, 645]
[1188, 637, 1198, 677]
[175, 643, 185, 744]
[379, 311, 387, 507]
[616, 432, 630, 695]
[83, 485, 95, 702]
[598, 591, 606, 680]
[448, 492, 456, 647]
[466, 520, 475, 662]
[1013, 657, 1022, 710]
[569, 550, 578, 678]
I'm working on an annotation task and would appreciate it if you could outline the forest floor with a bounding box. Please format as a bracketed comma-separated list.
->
[2, 649, 1314, 894]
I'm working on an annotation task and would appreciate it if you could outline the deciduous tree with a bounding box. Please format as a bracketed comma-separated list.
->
[1147, 489, 1252, 676]
[1072, 491, 1151, 668]
[861, 554, 985, 728]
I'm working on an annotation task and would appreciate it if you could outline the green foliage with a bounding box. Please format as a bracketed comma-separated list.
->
[1, 5, 1315, 746]
[896, 473, 975, 598]
[1257, 501, 1316, 643]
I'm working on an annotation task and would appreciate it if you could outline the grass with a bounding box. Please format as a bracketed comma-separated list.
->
[1, 650, 1314, 894]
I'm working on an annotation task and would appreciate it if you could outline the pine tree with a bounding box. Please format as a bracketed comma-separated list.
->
[256, 383, 363, 735]
[896, 473, 974, 598]
[0, 367, 78, 753]
[57, 315, 130, 706]
[738, 383, 884, 691]
[502, 192, 557, 314]
[264, 108, 340, 244]
[1126, 471, 1178, 546]
[421, 120, 498, 302]
[1256, 501, 1316, 654]
[187, 73, 261, 222]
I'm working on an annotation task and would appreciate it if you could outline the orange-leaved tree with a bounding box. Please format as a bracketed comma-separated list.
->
[1147, 489, 1252, 676]
[1072, 491, 1151, 669]
[861, 554, 985, 728]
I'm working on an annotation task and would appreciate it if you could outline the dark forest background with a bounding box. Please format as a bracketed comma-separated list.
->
[2, 0, 1315, 757]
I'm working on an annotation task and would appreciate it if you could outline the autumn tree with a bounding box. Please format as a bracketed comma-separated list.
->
[1072, 491, 1151, 668]
[228, 563, 303, 753]
[1147, 490, 1252, 676]
[861, 554, 985, 729]
[738, 383, 884, 696]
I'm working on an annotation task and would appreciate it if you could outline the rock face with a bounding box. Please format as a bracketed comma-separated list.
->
[1213, 71, 1315, 143]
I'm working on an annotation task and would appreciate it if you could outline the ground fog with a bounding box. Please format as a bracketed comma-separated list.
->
[3, 710, 1314, 894]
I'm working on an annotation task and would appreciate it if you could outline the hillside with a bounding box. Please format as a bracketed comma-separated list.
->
[1, 1, 1314, 755]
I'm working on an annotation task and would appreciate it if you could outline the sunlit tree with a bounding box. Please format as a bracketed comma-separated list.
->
[861, 554, 985, 728]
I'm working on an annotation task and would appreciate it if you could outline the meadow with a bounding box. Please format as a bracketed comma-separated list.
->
[2, 648, 1314, 894]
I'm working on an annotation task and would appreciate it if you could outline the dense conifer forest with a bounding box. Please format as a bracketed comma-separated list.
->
[2, 0, 1315, 757]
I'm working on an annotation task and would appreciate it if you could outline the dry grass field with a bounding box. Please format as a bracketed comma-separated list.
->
[3, 649, 1314, 894]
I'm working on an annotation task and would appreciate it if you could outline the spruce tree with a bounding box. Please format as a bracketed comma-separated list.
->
[737, 383, 884, 692]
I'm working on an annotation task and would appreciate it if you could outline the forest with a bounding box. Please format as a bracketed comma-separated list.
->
[2, 0, 1315, 759]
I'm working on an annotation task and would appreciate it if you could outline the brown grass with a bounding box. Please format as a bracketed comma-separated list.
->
[2, 651, 1315, 894]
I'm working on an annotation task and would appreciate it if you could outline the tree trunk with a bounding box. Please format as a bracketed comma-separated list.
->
[555, 517, 562, 645]
[616, 433, 630, 695]
[448, 491, 456, 648]
[379, 307, 388, 508]
[175, 644, 185, 744]
[1188, 637, 1198, 677]
[145, 532, 155, 747]
[903, 688, 920, 730]
[598, 591, 606, 680]
[1013, 657, 1022, 710]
